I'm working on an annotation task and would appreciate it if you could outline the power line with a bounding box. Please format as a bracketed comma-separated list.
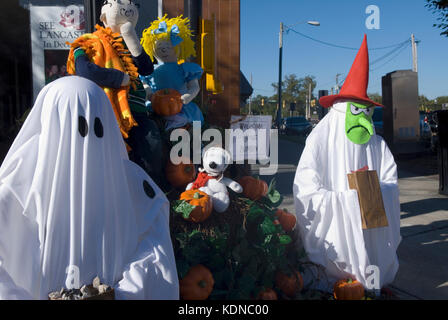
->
[370, 40, 410, 65]
[284, 26, 411, 51]
[370, 42, 411, 72]
[319, 42, 411, 90]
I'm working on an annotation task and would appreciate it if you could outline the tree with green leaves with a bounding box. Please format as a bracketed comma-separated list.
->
[426, 0, 448, 37]
[241, 94, 277, 116]
[368, 93, 382, 105]
[418, 94, 448, 111]
[271, 74, 317, 117]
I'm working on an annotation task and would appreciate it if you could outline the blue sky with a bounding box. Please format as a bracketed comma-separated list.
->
[240, 0, 448, 99]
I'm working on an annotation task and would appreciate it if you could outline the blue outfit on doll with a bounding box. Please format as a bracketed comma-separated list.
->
[141, 62, 204, 130]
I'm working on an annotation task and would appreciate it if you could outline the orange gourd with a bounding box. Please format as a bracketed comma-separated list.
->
[275, 209, 297, 232]
[275, 271, 304, 297]
[180, 264, 215, 300]
[165, 159, 196, 189]
[238, 176, 268, 201]
[179, 190, 213, 222]
[151, 88, 183, 116]
[333, 278, 365, 300]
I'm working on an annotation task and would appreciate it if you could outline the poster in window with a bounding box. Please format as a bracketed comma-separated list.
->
[30, 5, 85, 99]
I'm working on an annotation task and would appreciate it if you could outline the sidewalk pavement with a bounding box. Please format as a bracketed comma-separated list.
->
[389, 169, 448, 300]
[252, 137, 448, 300]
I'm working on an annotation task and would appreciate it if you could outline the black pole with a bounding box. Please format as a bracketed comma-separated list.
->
[84, 0, 94, 33]
[276, 22, 283, 128]
[184, 0, 202, 44]
[84, 0, 103, 33]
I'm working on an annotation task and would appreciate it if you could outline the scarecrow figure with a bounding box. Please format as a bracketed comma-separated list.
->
[66, 0, 165, 186]
[293, 35, 401, 293]
[0, 76, 178, 300]
[140, 14, 204, 131]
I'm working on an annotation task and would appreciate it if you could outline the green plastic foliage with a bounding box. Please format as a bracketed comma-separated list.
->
[172, 200, 196, 219]
[173, 176, 301, 299]
[345, 101, 374, 144]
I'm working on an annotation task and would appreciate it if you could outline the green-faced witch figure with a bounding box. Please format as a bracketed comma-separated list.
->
[293, 35, 401, 295]
[345, 100, 375, 144]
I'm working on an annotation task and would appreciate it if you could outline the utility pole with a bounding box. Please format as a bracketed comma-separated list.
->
[411, 33, 418, 73]
[276, 22, 284, 128]
[307, 82, 312, 120]
[248, 73, 252, 115]
[275, 20, 320, 125]
[335, 73, 342, 94]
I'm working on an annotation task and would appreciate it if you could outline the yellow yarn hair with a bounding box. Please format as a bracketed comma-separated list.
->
[141, 14, 196, 63]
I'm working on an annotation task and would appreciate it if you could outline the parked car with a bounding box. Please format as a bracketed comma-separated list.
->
[280, 116, 313, 136]
[372, 107, 383, 137]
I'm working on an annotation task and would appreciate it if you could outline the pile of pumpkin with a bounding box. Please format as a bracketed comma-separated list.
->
[164, 159, 310, 300]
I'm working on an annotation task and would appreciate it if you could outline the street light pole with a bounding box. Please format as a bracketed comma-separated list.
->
[276, 22, 284, 128]
[276, 20, 320, 128]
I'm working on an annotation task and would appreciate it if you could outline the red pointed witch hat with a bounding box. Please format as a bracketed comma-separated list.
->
[319, 34, 383, 108]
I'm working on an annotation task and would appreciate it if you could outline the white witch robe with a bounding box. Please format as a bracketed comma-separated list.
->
[0, 76, 178, 299]
[293, 102, 401, 291]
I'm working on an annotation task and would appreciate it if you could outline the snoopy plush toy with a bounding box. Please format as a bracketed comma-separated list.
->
[186, 147, 242, 213]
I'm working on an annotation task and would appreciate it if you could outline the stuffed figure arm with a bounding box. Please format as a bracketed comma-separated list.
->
[120, 21, 154, 77]
[74, 48, 129, 88]
[132, 51, 154, 76]
[181, 79, 200, 105]
[222, 177, 243, 193]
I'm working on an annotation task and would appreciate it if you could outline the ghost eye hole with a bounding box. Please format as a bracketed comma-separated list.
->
[78, 116, 88, 137]
[94, 117, 104, 138]
[102, 0, 112, 6]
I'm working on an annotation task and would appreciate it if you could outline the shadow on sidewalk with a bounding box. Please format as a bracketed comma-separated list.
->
[394, 220, 448, 299]
[401, 198, 448, 220]
[396, 152, 438, 178]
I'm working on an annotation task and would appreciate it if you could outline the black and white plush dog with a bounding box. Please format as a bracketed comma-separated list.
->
[186, 147, 242, 213]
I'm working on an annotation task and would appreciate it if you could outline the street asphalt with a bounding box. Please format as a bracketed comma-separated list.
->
[251, 136, 448, 300]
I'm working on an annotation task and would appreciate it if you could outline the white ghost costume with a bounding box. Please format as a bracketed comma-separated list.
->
[293, 102, 401, 291]
[0, 76, 178, 300]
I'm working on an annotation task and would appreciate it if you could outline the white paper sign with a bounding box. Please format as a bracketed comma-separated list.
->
[30, 5, 85, 100]
[229, 115, 272, 162]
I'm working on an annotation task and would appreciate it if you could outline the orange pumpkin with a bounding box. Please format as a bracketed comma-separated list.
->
[275, 209, 297, 232]
[238, 176, 268, 201]
[165, 159, 196, 189]
[256, 288, 278, 300]
[179, 190, 213, 222]
[333, 278, 365, 300]
[151, 88, 183, 116]
[275, 271, 304, 297]
[180, 264, 215, 300]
